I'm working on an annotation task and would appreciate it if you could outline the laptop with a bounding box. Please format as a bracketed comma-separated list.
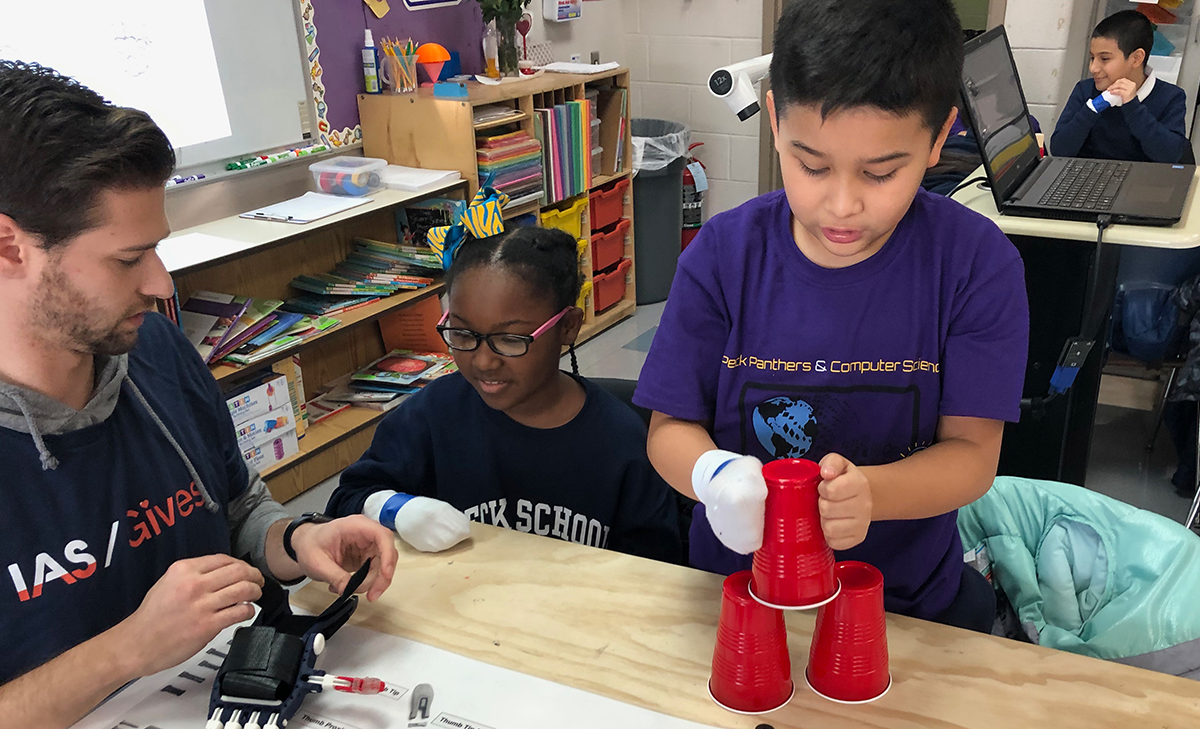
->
[959, 26, 1193, 226]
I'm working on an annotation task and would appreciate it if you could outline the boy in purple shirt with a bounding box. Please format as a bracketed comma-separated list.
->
[633, 0, 1029, 632]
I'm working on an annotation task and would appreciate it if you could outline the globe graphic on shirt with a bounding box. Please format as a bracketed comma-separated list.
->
[753, 397, 817, 459]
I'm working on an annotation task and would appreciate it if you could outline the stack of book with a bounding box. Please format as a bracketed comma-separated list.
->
[534, 99, 593, 204]
[309, 350, 456, 416]
[476, 130, 544, 208]
[178, 290, 344, 367]
[221, 315, 341, 367]
[288, 239, 440, 296]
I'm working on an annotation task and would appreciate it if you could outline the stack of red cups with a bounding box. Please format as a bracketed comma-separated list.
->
[707, 458, 891, 714]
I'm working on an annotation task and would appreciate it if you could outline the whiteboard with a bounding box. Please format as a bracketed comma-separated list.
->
[0, 0, 310, 168]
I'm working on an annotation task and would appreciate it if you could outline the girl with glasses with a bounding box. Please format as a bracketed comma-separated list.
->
[326, 226, 681, 563]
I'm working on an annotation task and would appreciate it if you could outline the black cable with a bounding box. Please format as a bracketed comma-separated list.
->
[1019, 214, 1113, 419]
[949, 175, 987, 198]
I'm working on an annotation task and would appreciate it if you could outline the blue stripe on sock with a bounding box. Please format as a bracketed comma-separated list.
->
[379, 492, 416, 530]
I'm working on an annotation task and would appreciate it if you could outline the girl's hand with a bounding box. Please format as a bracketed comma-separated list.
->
[817, 453, 872, 551]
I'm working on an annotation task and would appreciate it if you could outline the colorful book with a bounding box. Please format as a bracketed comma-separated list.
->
[281, 294, 380, 316]
[351, 350, 452, 388]
[211, 299, 285, 361]
[306, 396, 350, 424]
[184, 293, 250, 363]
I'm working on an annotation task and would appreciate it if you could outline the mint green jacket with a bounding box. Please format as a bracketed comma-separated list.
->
[958, 477, 1200, 678]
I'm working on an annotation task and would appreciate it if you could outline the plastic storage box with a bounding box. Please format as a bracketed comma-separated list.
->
[589, 178, 630, 231]
[591, 219, 630, 273]
[593, 258, 632, 312]
[541, 196, 587, 239]
[309, 157, 387, 196]
[591, 117, 601, 150]
[591, 147, 603, 178]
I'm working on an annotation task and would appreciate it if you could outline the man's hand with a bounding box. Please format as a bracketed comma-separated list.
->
[818, 454, 872, 551]
[1107, 78, 1138, 105]
[114, 554, 263, 677]
[289, 516, 398, 602]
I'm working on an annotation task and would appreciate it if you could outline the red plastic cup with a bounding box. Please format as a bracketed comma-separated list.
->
[805, 561, 891, 704]
[708, 571, 795, 714]
[750, 458, 840, 610]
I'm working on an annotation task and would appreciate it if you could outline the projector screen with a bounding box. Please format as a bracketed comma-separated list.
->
[0, 0, 310, 168]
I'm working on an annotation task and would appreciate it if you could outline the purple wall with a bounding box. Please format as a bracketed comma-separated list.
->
[311, 0, 484, 133]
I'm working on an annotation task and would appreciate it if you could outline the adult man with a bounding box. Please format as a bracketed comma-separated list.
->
[0, 61, 399, 727]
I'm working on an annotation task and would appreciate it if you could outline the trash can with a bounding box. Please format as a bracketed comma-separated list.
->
[632, 119, 689, 305]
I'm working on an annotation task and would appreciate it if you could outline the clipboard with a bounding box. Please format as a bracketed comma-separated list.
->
[239, 192, 373, 224]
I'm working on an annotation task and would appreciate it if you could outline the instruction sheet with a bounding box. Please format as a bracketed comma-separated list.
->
[75, 624, 721, 729]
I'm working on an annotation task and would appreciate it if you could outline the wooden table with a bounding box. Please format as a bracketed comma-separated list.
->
[293, 524, 1200, 728]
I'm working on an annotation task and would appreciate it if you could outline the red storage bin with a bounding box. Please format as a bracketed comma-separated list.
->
[593, 258, 632, 313]
[589, 178, 630, 232]
[591, 219, 630, 273]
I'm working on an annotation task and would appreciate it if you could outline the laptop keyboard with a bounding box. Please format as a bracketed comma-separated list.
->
[1038, 159, 1131, 210]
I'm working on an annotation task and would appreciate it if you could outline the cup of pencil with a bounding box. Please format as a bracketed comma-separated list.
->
[396, 54, 417, 93]
[381, 38, 419, 94]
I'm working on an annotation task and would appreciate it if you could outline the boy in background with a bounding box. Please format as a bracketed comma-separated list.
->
[1052, 10, 1187, 163]
[634, 0, 1029, 632]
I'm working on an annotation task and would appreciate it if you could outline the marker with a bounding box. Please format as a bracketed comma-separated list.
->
[166, 173, 206, 188]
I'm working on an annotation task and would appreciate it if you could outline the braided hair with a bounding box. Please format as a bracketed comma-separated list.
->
[446, 226, 584, 375]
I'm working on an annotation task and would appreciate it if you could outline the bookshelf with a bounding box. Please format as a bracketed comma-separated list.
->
[358, 67, 638, 345]
[165, 179, 469, 502]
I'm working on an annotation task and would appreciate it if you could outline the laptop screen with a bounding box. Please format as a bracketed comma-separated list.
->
[960, 27, 1041, 204]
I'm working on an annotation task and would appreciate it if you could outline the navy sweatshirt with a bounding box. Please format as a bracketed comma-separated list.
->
[1051, 73, 1187, 163]
[0, 315, 255, 684]
[328, 373, 681, 563]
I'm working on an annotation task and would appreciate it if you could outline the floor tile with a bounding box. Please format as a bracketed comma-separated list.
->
[1086, 404, 1192, 523]
[622, 326, 658, 353]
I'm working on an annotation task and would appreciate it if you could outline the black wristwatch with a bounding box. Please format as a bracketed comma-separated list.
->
[283, 512, 333, 562]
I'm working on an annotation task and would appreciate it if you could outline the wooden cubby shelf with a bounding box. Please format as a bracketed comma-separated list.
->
[164, 180, 469, 502]
[359, 67, 638, 346]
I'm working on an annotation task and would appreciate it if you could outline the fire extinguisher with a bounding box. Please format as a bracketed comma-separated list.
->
[682, 142, 707, 251]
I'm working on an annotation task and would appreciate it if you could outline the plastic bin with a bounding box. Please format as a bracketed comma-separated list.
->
[590, 146, 603, 178]
[540, 196, 587, 239]
[576, 279, 593, 310]
[591, 117, 601, 150]
[309, 157, 386, 196]
[585, 89, 599, 121]
[576, 237, 589, 262]
[589, 178, 630, 231]
[591, 219, 630, 273]
[593, 258, 632, 312]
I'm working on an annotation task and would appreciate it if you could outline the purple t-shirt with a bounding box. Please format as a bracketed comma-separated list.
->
[634, 188, 1029, 619]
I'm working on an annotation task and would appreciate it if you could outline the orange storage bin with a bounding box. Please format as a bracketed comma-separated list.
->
[589, 178, 630, 232]
[593, 258, 632, 313]
[591, 219, 630, 273]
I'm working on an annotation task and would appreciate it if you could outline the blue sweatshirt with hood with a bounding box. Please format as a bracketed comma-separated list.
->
[0, 313, 289, 684]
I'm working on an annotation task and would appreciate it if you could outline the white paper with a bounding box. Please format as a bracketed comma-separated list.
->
[76, 624, 721, 729]
[540, 61, 621, 75]
[240, 192, 373, 225]
[380, 165, 463, 193]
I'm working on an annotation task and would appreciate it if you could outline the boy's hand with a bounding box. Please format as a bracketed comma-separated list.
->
[817, 454, 872, 551]
[1107, 78, 1137, 105]
[692, 450, 767, 554]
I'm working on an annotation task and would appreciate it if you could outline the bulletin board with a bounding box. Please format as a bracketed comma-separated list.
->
[299, 0, 486, 149]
